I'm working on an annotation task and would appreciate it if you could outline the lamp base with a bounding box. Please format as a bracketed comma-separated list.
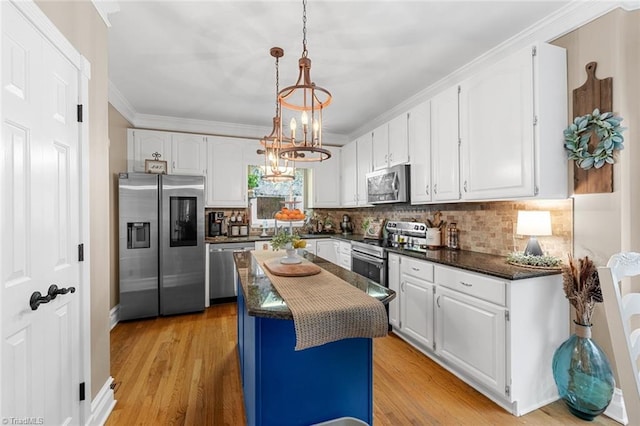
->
[523, 237, 544, 256]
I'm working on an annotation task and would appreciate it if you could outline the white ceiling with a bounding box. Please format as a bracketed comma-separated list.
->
[108, 0, 573, 143]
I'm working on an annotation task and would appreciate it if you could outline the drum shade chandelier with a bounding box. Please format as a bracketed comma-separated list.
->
[278, 0, 332, 162]
[259, 47, 295, 182]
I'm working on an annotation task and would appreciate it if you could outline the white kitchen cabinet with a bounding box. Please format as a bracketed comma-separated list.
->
[316, 239, 338, 264]
[171, 133, 206, 175]
[128, 129, 172, 173]
[387, 254, 400, 329]
[338, 241, 351, 271]
[431, 86, 461, 202]
[372, 114, 409, 171]
[302, 239, 317, 256]
[356, 136, 372, 206]
[400, 257, 435, 351]
[408, 100, 432, 204]
[206, 136, 247, 207]
[309, 148, 341, 208]
[435, 285, 506, 396]
[340, 140, 358, 207]
[459, 43, 567, 200]
[341, 136, 373, 208]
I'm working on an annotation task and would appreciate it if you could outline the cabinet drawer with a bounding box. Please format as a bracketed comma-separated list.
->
[435, 266, 506, 306]
[401, 257, 434, 282]
[339, 241, 352, 255]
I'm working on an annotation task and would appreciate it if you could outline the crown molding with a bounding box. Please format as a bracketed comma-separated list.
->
[348, 0, 627, 141]
[108, 80, 136, 125]
[91, 0, 120, 28]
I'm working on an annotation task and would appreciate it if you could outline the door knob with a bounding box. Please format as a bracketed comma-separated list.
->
[48, 284, 76, 300]
[30, 291, 52, 310]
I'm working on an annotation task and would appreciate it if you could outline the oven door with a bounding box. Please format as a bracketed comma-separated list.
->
[351, 250, 386, 287]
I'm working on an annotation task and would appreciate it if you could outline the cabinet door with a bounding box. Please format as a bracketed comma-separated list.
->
[206, 137, 247, 207]
[340, 141, 358, 207]
[372, 124, 388, 170]
[408, 101, 431, 204]
[460, 47, 534, 200]
[387, 254, 400, 329]
[311, 148, 341, 208]
[171, 133, 206, 175]
[435, 286, 506, 395]
[388, 112, 409, 167]
[302, 239, 316, 256]
[356, 136, 372, 206]
[316, 240, 337, 264]
[431, 86, 460, 202]
[401, 275, 434, 351]
[129, 129, 172, 173]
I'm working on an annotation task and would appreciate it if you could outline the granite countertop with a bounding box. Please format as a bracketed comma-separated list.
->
[385, 247, 561, 281]
[205, 233, 358, 245]
[233, 251, 396, 320]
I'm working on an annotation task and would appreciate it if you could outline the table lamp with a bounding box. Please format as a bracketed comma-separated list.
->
[516, 210, 552, 256]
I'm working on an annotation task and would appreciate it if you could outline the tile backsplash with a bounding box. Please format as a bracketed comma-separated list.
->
[206, 199, 573, 259]
[313, 199, 573, 258]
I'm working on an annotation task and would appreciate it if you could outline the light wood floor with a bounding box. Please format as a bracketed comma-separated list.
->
[107, 303, 618, 425]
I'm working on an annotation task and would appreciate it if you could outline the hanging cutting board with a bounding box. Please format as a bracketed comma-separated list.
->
[572, 62, 613, 194]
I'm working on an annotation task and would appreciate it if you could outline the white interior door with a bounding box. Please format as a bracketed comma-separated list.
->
[2, 3, 82, 423]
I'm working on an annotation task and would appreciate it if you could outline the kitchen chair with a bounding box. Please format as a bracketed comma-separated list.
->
[598, 252, 640, 425]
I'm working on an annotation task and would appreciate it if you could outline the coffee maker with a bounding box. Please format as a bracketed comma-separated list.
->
[208, 211, 226, 237]
[340, 214, 354, 235]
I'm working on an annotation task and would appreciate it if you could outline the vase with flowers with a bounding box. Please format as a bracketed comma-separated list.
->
[552, 254, 615, 420]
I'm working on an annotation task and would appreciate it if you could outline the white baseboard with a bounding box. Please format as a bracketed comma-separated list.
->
[604, 387, 628, 425]
[86, 376, 116, 426]
[109, 305, 119, 330]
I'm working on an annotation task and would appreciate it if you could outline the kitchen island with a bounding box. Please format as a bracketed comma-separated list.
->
[234, 250, 395, 426]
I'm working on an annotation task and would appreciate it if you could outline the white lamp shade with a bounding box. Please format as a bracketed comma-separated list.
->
[516, 211, 552, 236]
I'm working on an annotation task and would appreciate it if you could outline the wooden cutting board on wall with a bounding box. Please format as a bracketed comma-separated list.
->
[572, 61, 613, 194]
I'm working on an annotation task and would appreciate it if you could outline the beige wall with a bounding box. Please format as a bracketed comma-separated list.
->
[552, 8, 640, 383]
[36, 0, 111, 400]
[108, 105, 131, 308]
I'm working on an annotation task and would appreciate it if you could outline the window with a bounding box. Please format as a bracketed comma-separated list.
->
[248, 165, 306, 229]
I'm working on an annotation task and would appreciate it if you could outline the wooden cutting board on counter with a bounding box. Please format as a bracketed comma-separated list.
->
[263, 259, 322, 277]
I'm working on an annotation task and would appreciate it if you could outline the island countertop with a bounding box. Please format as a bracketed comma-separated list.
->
[233, 250, 396, 320]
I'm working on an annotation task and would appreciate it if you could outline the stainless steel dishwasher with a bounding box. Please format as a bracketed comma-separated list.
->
[209, 242, 254, 301]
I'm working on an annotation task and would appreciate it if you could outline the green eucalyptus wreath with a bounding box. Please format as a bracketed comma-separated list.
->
[564, 108, 625, 170]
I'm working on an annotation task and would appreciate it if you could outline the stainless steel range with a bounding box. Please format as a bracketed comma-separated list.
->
[351, 239, 387, 287]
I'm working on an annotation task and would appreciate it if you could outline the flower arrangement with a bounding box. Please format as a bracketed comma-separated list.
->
[507, 252, 562, 268]
[270, 230, 305, 251]
[563, 108, 625, 170]
[561, 254, 603, 325]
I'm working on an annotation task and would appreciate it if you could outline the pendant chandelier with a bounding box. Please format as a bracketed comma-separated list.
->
[259, 47, 295, 182]
[278, 0, 332, 163]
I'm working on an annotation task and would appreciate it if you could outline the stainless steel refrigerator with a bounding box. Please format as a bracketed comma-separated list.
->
[118, 172, 205, 320]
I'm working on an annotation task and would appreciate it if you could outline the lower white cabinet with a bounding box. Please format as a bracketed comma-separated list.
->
[206, 136, 247, 207]
[435, 285, 506, 395]
[315, 239, 338, 264]
[338, 241, 352, 271]
[389, 253, 568, 416]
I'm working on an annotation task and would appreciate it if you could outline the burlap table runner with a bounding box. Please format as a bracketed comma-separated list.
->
[252, 250, 388, 350]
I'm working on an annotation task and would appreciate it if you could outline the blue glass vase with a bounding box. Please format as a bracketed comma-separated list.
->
[552, 322, 615, 421]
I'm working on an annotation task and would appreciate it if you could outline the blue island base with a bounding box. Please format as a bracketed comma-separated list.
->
[237, 289, 373, 426]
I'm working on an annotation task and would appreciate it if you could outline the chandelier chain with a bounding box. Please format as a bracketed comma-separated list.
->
[274, 55, 280, 116]
[302, 0, 308, 58]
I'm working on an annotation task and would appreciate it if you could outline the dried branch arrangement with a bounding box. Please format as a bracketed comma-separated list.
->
[561, 254, 603, 325]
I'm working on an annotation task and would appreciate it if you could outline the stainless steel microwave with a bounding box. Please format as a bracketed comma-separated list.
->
[365, 164, 410, 204]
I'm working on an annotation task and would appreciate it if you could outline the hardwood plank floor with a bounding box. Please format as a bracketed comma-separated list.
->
[107, 303, 618, 425]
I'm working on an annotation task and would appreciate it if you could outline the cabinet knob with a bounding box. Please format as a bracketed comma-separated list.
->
[425, 185, 429, 195]
[433, 184, 438, 194]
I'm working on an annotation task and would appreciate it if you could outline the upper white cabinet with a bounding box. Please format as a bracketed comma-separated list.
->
[459, 43, 567, 200]
[128, 129, 171, 173]
[309, 148, 341, 208]
[340, 140, 358, 207]
[171, 133, 206, 175]
[128, 129, 205, 176]
[372, 114, 409, 171]
[431, 86, 461, 202]
[408, 101, 432, 204]
[341, 136, 372, 208]
[356, 136, 372, 206]
[206, 136, 247, 207]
